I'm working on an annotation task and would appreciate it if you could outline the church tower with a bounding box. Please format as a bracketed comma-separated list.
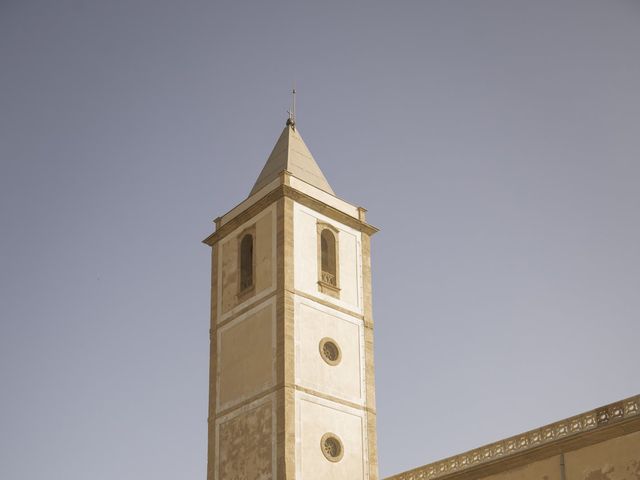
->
[203, 118, 379, 480]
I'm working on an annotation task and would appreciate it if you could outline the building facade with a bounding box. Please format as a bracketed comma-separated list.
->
[203, 119, 640, 480]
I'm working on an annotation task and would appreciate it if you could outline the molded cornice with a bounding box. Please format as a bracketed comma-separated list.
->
[203, 184, 379, 247]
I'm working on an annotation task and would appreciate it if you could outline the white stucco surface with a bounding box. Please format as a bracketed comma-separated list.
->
[294, 296, 365, 404]
[293, 202, 363, 313]
[296, 392, 368, 480]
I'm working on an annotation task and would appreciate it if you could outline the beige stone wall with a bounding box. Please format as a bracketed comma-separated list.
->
[361, 232, 379, 480]
[217, 299, 276, 410]
[206, 186, 379, 480]
[565, 430, 640, 480]
[208, 202, 279, 480]
[479, 456, 562, 480]
[216, 396, 275, 480]
[219, 206, 275, 318]
[474, 431, 640, 480]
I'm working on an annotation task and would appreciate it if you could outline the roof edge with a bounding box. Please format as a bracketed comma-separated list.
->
[385, 394, 640, 480]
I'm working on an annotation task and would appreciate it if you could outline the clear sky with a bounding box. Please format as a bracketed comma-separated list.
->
[1, 1, 639, 478]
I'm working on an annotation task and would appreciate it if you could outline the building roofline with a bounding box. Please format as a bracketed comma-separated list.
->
[385, 394, 640, 480]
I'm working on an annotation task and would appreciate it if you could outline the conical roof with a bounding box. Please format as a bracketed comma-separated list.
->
[250, 123, 335, 196]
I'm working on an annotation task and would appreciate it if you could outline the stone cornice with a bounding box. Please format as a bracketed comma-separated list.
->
[385, 394, 640, 480]
[202, 184, 379, 246]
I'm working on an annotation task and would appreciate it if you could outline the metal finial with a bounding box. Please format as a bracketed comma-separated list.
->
[286, 85, 296, 129]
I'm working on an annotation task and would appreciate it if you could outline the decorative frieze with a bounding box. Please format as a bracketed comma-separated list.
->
[386, 395, 639, 480]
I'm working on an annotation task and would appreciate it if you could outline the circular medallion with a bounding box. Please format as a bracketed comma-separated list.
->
[319, 337, 342, 366]
[320, 433, 344, 462]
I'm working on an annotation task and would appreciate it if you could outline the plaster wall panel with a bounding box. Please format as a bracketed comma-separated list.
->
[478, 455, 561, 480]
[565, 430, 640, 480]
[294, 297, 364, 404]
[217, 299, 276, 410]
[219, 233, 238, 315]
[255, 211, 273, 292]
[293, 202, 363, 313]
[218, 205, 276, 320]
[292, 204, 317, 293]
[338, 227, 360, 307]
[216, 395, 276, 480]
[296, 393, 368, 480]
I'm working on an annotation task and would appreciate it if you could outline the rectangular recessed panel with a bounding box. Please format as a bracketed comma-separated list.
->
[293, 203, 363, 313]
[296, 299, 364, 404]
[218, 301, 275, 409]
[217, 399, 274, 480]
[298, 395, 366, 480]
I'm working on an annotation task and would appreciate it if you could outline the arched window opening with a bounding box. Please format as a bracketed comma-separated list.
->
[240, 234, 254, 291]
[320, 229, 337, 286]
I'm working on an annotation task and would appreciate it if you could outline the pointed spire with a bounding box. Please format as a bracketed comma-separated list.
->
[249, 120, 335, 196]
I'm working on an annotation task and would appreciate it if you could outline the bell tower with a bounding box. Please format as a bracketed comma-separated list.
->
[203, 119, 379, 480]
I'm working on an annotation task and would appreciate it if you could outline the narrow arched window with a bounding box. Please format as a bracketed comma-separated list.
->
[240, 233, 254, 291]
[320, 229, 337, 286]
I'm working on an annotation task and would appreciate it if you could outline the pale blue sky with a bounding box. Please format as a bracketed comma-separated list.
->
[1, 1, 639, 478]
